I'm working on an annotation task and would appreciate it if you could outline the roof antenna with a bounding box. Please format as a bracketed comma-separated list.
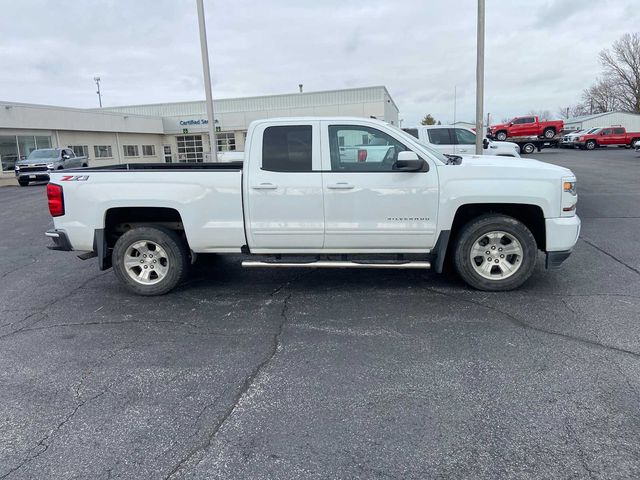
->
[299, 84, 303, 93]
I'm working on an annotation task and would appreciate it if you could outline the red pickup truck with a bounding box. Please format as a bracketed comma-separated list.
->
[489, 116, 564, 141]
[575, 126, 640, 150]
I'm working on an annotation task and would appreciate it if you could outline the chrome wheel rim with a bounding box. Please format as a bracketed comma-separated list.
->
[470, 231, 523, 280]
[123, 240, 169, 285]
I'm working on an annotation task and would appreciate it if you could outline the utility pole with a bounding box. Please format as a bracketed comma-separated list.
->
[196, 0, 217, 161]
[475, 0, 485, 155]
[94, 76, 102, 108]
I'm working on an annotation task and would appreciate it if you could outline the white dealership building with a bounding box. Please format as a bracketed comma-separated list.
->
[0, 86, 398, 175]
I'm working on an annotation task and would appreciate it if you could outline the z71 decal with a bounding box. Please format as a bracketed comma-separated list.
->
[60, 175, 90, 182]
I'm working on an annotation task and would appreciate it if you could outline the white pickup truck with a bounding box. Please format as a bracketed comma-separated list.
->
[403, 125, 521, 157]
[46, 117, 580, 295]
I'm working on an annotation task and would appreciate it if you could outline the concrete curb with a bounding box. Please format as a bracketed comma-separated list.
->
[0, 176, 18, 187]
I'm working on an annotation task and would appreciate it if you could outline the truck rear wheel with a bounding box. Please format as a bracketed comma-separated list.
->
[112, 226, 189, 295]
[543, 128, 555, 139]
[454, 214, 537, 291]
[522, 143, 536, 154]
[495, 131, 507, 141]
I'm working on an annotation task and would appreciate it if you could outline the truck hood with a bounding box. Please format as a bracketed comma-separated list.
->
[447, 154, 573, 176]
[489, 123, 509, 130]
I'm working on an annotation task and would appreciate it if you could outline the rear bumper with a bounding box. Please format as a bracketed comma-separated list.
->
[45, 229, 73, 251]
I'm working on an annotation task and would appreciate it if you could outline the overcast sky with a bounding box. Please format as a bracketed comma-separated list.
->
[1, 0, 638, 125]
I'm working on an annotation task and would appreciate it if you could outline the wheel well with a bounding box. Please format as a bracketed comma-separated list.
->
[449, 203, 546, 251]
[104, 207, 185, 248]
[544, 126, 555, 132]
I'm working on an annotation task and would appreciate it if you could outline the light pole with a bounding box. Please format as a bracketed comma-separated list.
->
[196, 0, 217, 161]
[475, 0, 485, 154]
[94, 76, 102, 108]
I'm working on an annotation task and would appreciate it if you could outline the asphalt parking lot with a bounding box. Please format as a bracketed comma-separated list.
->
[1, 147, 639, 479]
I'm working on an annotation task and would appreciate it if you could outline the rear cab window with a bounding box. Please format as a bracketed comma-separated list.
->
[262, 125, 313, 172]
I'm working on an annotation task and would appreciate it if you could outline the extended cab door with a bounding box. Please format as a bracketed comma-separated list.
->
[244, 121, 325, 252]
[320, 121, 439, 251]
[611, 127, 626, 145]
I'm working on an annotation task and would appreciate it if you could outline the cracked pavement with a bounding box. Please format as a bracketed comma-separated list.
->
[1, 148, 639, 479]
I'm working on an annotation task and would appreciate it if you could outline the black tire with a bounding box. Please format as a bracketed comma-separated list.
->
[112, 226, 189, 295]
[585, 140, 597, 150]
[18, 179, 29, 187]
[543, 128, 555, 139]
[495, 131, 508, 141]
[453, 214, 537, 291]
[522, 143, 536, 154]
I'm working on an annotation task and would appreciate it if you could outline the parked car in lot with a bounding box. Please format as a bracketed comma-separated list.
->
[45, 117, 580, 295]
[15, 147, 88, 186]
[489, 116, 564, 141]
[561, 127, 602, 148]
[402, 125, 520, 157]
[575, 126, 640, 150]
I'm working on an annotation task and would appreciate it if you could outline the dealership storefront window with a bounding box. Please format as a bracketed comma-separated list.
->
[176, 135, 203, 162]
[0, 135, 51, 172]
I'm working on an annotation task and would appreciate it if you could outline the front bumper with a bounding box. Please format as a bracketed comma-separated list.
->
[544, 215, 580, 269]
[546, 250, 573, 269]
[17, 171, 50, 181]
[45, 229, 73, 251]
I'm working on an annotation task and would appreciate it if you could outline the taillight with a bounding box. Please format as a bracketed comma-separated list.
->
[357, 149, 367, 162]
[47, 183, 65, 217]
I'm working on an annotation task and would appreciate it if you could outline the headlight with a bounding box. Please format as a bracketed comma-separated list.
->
[47, 163, 55, 170]
[562, 178, 577, 216]
[578, 137, 585, 141]
[563, 181, 577, 195]
[14, 165, 20, 170]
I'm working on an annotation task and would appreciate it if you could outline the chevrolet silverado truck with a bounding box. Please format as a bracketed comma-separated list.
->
[402, 125, 521, 157]
[45, 117, 580, 295]
[15, 147, 88, 186]
[489, 116, 564, 141]
[575, 126, 640, 150]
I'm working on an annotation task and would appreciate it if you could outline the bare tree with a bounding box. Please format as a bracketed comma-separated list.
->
[581, 77, 622, 113]
[527, 109, 552, 121]
[599, 32, 640, 113]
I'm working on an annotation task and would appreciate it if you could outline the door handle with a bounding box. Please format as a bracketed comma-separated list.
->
[251, 183, 278, 190]
[327, 182, 355, 190]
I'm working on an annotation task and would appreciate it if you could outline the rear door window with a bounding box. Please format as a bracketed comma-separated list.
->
[613, 128, 625, 134]
[427, 129, 452, 145]
[262, 125, 313, 172]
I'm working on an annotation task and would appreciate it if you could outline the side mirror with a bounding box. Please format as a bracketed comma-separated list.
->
[63, 154, 70, 160]
[482, 138, 489, 149]
[394, 151, 425, 171]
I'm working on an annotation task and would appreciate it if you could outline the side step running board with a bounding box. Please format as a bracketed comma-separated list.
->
[242, 260, 431, 269]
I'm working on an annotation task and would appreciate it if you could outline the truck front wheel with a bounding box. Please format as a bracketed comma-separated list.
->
[112, 226, 189, 295]
[454, 214, 537, 291]
[495, 131, 508, 141]
[585, 140, 597, 150]
[543, 128, 555, 139]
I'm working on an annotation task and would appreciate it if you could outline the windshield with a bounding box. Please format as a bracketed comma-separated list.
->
[389, 124, 448, 163]
[26, 149, 59, 160]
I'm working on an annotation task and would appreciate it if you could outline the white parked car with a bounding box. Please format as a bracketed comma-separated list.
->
[561, 127, 602, 148]
[45, 117, 580, 295]
[403, 125, 521, 157]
